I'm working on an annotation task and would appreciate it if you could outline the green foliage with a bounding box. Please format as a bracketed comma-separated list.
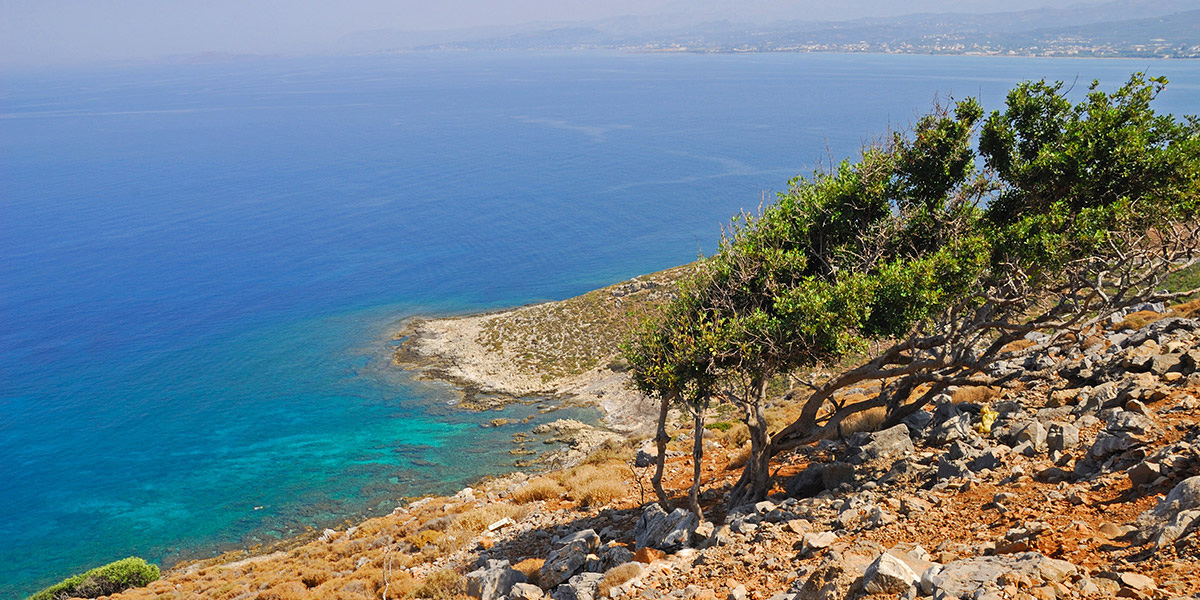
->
[626, 72, 1199, 506]
[705, 421, 734, 432]
[28, 557, 159, 600]
[980, 72, 1200, 269]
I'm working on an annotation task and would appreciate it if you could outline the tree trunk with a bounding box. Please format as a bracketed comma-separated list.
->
[727, 375, 771, 510]
[651, 391, 674, 510]
[688, 394, 708, 520]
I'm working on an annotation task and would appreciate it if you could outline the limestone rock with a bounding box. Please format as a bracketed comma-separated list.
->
[1047, 422, 1079, 452]
[920, 553, 1077, 598]
[862, 552, 919, 595]
[509, 582, 546, 600]
[541, 529, 601, 588]
[634, 504, 699, 552]
[551, 572, 603, 600]
[844, 424, 914, 466]
[635, 441, 658, 468]
[465, 560, 526, 600]
[1135, 475, 1200, 547]
[801, 531, 838, 555]
[795, 541, 879, 600]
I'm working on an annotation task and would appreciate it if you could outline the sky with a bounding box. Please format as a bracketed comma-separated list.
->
[0, 0, 1139, 67]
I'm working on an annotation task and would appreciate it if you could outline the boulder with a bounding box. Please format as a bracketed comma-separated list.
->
[1135, 475, 1200, 547]
[843, 424, 914, 466]
[634, 504, 698, 552]
[862, 552, 919, 595]
[785, 465, 825, 498]
[509, 582, 546, 600]
[929, 403, 975, 447]
[795, 541, 880, 600]
[822, 462, 857, 490]
[1150, 353, 1183, 375]
[936, 457, 970, 481]
[465, 560, 526, 600]
[1047, 422, 1079, 452]
[921, 553, 1077, 598]
[550, 572, 604, 600]
[969, 448, 1004, 472]
[541, 529, 601, 588]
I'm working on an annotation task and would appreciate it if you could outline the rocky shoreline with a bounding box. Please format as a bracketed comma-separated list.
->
[106, 298, 1200, 600]
[391, 266, 692, 437]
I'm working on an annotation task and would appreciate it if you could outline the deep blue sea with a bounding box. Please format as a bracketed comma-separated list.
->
[2, 51, 1198, 597]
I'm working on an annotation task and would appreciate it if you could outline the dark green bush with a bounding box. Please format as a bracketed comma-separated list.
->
[28, 557, 159, 600]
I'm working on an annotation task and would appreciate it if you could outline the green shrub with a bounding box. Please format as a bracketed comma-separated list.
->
[28, 557, 160, 600]
[704, 421, 733, 432]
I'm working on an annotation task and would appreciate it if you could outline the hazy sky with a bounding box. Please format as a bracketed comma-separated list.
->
[0, 0, 1126, 67]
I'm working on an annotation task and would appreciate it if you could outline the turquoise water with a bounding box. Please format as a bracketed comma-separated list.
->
[2, 52, 1198, 597]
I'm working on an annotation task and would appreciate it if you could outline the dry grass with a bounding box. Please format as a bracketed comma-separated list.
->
[719, 423, 750, 448]
[413, 568, 463, 600]
[597, 562, 643, 598]
[1171, 299, 1200, 319]
[451, 504, 527, 534]
[564, 463, 630, 507]
[511, 477, 564, 503]
[582, 440, 635, 465]
[951, 385, 1002, 405]
[407, 529, 446, 550]
[1000, 338, 1036, 354]
[1116, 309, 1166, 331]
[838, 405, 887, 436]
[512, 558, 544, 587]
[727, 443, 751, 470]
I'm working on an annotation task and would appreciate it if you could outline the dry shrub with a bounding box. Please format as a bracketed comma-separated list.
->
[576, 479, 629, 507]
[407, 529, 445, 549]
[837, 405, 887, 436]
[413, 569, 462, 600]
[299, 568, 331, 588]
[452, 504, 526, 533]
[951, 385, 1002, 405]
[264, 581, 307, 600]
[1000, 338, 1036, 354]
[512, 558, 544, 587]
[597, 562, 642, 598]
[419, 515, 456, 532]
[720, 423, 750, 447]
[727, 443, 750, 470]
[512, 477, 563, 503]
[564, 463, 629, 507]
[582, 440, 634, 465]
[374, 569, 416, 599]
[1081, 335, 1107, 352]
[1171, 299, 1200, 318]
[1116, 310, 1165, 331]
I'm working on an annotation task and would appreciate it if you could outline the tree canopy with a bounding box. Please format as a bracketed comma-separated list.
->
[625, 72, 1200, 512]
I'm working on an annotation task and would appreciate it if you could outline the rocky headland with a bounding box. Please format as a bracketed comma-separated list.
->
[98, 285, 1200, 600]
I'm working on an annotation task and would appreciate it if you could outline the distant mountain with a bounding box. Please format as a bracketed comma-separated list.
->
[341, 0, 1200, 58]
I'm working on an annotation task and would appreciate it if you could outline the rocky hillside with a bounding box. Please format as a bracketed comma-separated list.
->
[104, 299, 1200, 600]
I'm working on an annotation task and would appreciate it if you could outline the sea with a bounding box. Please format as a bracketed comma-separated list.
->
[2, 51, 1198, 597]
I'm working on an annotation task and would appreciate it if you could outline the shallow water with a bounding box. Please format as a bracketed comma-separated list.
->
[2, 51, 1198, 596]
